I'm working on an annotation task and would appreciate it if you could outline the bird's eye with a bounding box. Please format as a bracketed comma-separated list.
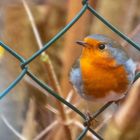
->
[98, 44, 106, 50]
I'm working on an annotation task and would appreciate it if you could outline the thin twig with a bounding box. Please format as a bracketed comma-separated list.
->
[22, 99, 37, 140]
[65, 90, 74, 103]
[22, 0, 43, 50]
[21, 1, 72, 139]
[24, 76, 60, 114]
[22, 0, 62, 96]
[24, 76, 48, 97]
[66, 99, 81, 114]
[72, 121, 98, 139]
[1, 115, 26, 140]
[45, 104, 59, 115]
[34, 120, 58, 140]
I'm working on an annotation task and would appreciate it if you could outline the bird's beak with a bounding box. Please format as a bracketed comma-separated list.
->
[76, 41, 87, 47]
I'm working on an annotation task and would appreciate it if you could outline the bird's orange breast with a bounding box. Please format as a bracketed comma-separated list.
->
[80, 53, 129, 99]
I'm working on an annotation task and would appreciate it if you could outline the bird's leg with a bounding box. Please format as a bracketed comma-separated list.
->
[83, 101, 113, 127]
[83, 112, 94, 127]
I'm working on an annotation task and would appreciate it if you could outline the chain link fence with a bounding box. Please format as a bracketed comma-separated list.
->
[0, 0, 140, 139]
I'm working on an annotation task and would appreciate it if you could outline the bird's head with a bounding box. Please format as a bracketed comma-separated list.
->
[76, 34, 128, 67]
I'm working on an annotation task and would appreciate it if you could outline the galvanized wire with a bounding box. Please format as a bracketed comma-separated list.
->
[0, 0, 140, 139]
[77, 128, 88, 140]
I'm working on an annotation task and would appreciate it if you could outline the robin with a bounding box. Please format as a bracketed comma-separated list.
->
[70, 34, 137, 103]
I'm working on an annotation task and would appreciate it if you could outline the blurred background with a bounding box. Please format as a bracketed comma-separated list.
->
[0, 0, 140, 140]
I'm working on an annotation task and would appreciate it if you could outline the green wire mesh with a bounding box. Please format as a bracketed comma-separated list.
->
[0, 0, 140, 139]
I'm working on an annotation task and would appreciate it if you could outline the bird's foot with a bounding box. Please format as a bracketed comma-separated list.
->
[83, 102, 113, 127]
[83, 112, 98, 127]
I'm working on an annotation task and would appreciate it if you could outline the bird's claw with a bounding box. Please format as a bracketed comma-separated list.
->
[83, 112, 98, 127]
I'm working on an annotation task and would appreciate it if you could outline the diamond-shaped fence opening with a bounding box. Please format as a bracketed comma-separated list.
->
[0, 0, 140, 140]
[0, 42, 27, 100]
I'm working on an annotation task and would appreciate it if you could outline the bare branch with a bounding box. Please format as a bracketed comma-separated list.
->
[1, 115, 26, 140]
[34, 120, 58, 140]
[45, 104, 59, 115]
[21, 1, 72, 139]
[21, 0, 43, 50]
